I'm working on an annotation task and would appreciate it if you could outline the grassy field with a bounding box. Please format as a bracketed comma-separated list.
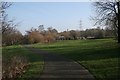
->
[33, 39, 120, 80]
[2, 45, 44, 79]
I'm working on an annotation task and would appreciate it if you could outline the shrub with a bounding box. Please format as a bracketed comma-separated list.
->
[2, 56, 28, 79]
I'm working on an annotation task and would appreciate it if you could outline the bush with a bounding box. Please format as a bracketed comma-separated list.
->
[2, 56, 28, 79]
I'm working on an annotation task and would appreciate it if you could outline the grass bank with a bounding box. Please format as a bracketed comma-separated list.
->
[33, 39, 120, 80]
[2, 45, 44, 79]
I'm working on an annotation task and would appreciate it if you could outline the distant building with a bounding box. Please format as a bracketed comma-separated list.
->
[87, 36, 95, 39]
[58, 35, 65, 40]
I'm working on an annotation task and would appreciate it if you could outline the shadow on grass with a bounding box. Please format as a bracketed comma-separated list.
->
[2, 46, 44, 80]
[32, 39, 120, 80]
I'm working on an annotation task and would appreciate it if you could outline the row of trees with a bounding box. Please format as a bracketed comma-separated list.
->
[1, 1, 120, 46]
[23, 26, 116, 44]
[24, 26, 58, 44]
[80, 27, 116, 39]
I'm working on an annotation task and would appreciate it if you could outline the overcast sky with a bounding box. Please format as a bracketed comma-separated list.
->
[7, 2, 96, 34]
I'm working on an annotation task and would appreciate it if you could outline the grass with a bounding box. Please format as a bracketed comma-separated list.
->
[2, 45, 44, 79]
[33, 39, 120, 80]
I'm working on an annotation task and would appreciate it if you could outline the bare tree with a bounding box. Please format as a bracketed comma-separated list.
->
[1, 2, 23, 46]
[93, 0, 120, 43]
[0, 2, 12, 33]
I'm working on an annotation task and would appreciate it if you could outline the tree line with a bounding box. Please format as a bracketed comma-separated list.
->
[1, 1, 120, 46]
[2, 24, 117, 46]
[25, 26, 116, 44]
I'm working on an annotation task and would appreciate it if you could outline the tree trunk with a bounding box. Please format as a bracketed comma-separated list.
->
[117, 2, 120, 43]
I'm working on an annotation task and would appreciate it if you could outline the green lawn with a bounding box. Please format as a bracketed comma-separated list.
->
[2, 45, 44, 79]
[2, 39, 119, 80]
[33, 39, 120, 80]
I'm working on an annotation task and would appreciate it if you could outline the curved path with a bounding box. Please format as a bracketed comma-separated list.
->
[25, 46, 95, 80]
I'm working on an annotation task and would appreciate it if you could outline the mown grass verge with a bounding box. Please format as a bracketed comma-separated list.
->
[2, 45, 44, 80]
[33, 39, 120, 80]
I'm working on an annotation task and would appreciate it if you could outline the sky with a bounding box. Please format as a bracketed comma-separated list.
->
[6, 2, 96, 35]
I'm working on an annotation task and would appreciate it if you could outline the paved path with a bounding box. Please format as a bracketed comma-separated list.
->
[25, 46, 95, 80]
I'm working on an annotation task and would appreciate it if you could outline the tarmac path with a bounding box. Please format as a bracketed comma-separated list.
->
[25, 46, 95, 80]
